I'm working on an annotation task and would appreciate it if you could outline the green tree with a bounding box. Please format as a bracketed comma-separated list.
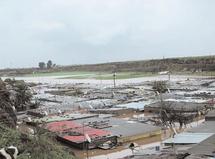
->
[47, 60, 53, 69]
[38, 62, 46, 69]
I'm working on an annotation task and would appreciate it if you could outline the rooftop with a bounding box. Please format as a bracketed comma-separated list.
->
[205, 110, 215, 121]
[45, 120, 111, 143]
[90, 107, 132, 111]
[32, 113, 98, 123]
[145, 101, 207, 111]
[75, 117, 161, 138]
[187, 121, 215, 133]
[187, 134, 215, 157]
[163, 133, 213, 145]
[115, 101, 150, 110]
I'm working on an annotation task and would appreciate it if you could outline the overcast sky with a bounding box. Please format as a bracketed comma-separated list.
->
[0, 0, 215, 68]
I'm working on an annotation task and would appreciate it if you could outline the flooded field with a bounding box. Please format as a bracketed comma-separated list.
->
[7, 74, 215, 159]
[6, 74, 214, 116]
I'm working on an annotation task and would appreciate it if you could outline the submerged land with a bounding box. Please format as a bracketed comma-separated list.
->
[1, 55, 215, 159]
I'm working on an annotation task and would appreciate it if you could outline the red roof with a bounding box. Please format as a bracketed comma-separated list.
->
[208, 99, 215, 104]
[45, 120, 111, 143]
[45, 121, 81, 132]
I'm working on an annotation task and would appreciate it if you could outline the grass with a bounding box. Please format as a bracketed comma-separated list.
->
[25, 71, 97, 77]
[24, 71, 156, 80]
[95, 72, 155, 80]
[59, 72, 156, 80]
[21, 70, 215, 80]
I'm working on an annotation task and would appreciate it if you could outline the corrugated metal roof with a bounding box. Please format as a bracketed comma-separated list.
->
[206, 110, 215, 118]
[163, 133, 214, 145]
[76, 117, 161, 137]
[187, 121, 215, 133]
[116, 101, 149, 109]
[33, 113, 98, 123]
[146, 101, 206, 111]
[46, 120, 80, 132]
[45, 120, 111, 143]
[188, 134, 215, 156]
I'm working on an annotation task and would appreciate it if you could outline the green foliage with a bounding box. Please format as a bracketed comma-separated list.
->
[3, 79, 34, 112]
[22, 134, 73, 159]
[0, 124, 21, 146]
[47, 60, 53, 69]
[38, 62, 46, 69]
[0, 125, 75, 159]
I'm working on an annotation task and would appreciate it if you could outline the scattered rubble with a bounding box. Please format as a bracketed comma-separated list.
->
[2, 75, 215, 159]
[152, 81, 168, 93]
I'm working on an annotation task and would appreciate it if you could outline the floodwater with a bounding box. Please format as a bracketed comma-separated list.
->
[11, 74, 208, 86]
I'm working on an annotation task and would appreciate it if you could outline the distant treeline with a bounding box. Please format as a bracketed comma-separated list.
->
[1, 55, 215, 76]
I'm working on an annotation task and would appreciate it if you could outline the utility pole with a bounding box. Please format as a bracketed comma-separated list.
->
[82, 122, 89, 159]
[113, 72, 116, 89]
[83, 122, 91, 159]
[86, 142, 89, 159]
[168, 72, 171, 81]
[83, 122, 85, 158]
[159, 93, 163, 123]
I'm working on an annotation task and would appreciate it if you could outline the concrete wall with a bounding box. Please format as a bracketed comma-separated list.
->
[118, 130, 161, 143]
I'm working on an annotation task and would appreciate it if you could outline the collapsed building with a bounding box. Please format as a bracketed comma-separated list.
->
[7, 74, 215, 158]
[89, 107, 134, 116]
[144, 101, 212, 128]
[144, 101, 211, 115]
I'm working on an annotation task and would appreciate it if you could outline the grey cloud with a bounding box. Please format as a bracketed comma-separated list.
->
[0, 0, 215, 68]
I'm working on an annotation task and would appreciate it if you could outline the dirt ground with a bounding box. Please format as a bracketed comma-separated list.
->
[70, 135, 161, 159]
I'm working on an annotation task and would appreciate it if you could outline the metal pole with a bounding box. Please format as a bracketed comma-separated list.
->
[86, 142, 89, 159]
[82, 122, 86, 159]
[83, 122, 89, 159]
[83, 122, 85, 156]
[113, 72, 116, 89]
